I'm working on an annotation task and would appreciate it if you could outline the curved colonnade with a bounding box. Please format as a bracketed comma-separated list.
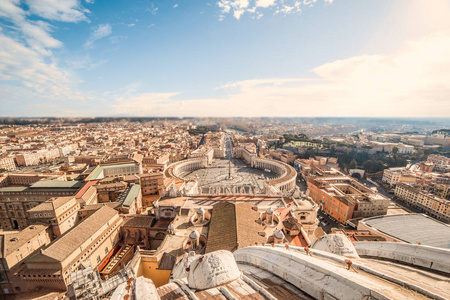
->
[251, 157, 296, 193]
[163, 147, 296, 195]
[164, 157, 208, 181]
[234, 147, 296, 194]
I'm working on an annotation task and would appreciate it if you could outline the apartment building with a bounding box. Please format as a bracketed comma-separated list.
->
[382, 167, 417, 187]
[0, 157, 16, 171]
[308, 175, 389, 223]
[428, 154, 450, 170]
[15, 153, 41, 166]
[395, 183, 450, 223]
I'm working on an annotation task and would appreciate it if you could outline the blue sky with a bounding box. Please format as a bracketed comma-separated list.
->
[1, 0, 450, 117]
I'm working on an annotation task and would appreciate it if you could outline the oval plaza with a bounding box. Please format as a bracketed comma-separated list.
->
[163, 133, 297, 197]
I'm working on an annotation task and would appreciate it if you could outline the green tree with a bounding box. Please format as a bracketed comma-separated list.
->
[392, 146, 399, 154]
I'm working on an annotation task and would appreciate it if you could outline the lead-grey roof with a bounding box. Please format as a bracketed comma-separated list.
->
[362, 214, 450, 249]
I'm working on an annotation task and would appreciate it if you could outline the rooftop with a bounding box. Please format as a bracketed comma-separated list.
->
[86, 163, 139, 180]
[30, 180, 84, 189]
[205, 202, 266, 253]
[28, 196, 75, 212]
[1, 224, 49, 258]
[120, 184, 141, 207]
[0, 180, 84, 193]
[122, 215, 156, 228]
[360, 213, 450, 249]
[78, 202, 121, 212]
[41, 206, 119, 262]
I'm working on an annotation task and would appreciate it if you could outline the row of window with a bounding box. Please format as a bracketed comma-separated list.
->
[64, 220, 120, 277]
[34, 212, 52, 218]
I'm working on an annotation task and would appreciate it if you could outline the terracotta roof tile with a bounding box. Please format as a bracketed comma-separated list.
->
[205, 202, 266, 253]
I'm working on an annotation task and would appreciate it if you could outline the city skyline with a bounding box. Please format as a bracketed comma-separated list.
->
[0, 110, 449, 298]
[1, 0, 450, 117]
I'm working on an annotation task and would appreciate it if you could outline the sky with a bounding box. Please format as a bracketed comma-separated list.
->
[0, 0, 450, 118]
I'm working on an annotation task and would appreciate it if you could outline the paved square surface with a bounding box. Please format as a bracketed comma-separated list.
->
[180, 157, 277, 194]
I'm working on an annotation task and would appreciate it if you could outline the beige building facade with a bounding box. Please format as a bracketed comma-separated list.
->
[0, 181, 84, 230]
[18, 206, 122, 291]
[27, 196, 80, 238]
[382, 167, 417, 187]
[0, 157, 16, 171]
[395, 183, 450, 223]
[0, 225, 52, 296]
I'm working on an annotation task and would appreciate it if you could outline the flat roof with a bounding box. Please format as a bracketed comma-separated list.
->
[0, 180, 84, 193]
[361, 214, 450, 249]
[87, 163, 138, 180]
[30, 180, 84, 189]
[121, 184, 141, 207]
[1, 224, 49, 257]
[0, 186, 28, 192]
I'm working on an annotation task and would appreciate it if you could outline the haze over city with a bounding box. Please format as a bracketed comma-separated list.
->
[1, 0, 450, 117]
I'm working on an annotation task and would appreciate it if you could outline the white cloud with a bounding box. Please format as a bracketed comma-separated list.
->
[217, 0, 231, 14]
[85, 0, 94, 3]
[0, 0, 65, 55]
[255, 0, 276, 8]
[0, 33, 84, 101]
[113, 31, 450, 117]
[0, 0, 24, 22]
[20, 21, 62, 51]
[217, 0, 328, 20]
[146, 4, 158, 15]
[84, 24, 112, 49]
[233, 9, 244, 20]
[26, 0, 89, 22]
[173, 4, 178, 8]
[0, 0, 89, 108]
[238, 0, 249, 8]
[127, 23, 135, 27]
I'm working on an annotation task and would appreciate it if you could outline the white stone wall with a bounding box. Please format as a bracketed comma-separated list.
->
[234, 246, 394, 300]
[353, 241, 450, 274]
